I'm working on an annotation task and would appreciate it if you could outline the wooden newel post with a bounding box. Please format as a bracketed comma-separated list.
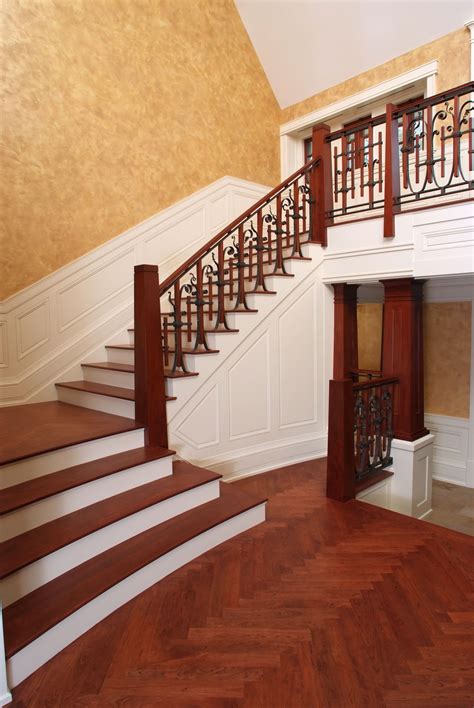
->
[383, 103, 401, 239]
[326, 379, 355, 501]
[134, 264, 168, 449]
[310, 123, 333, 247]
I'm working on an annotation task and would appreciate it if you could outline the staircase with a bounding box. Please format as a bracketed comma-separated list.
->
[0, 156, 321, 694]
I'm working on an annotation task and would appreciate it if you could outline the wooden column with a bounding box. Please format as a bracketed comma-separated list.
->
[381, 278, 428, 442]
[383, 102, 401, 239]
[332, 283, 358, 379]
[326, 283, 359, 501]
[134, 264, 168, 448]
[310, 123, 333, 247]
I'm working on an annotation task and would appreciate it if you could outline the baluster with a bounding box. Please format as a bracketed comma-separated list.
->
[234, 224, 248, 310]
[378, 130, 383, 193]
[163, 316, 169, 368]
[415, 133, 420, 184]
[274, 193, 285, 275]
[215, 241, 230, 331]
[254, 210, 266, 293]
[292, 180, 302, 256]
[341, 139, 348, 214]
[402, 112, 409, 189]
[229, 257, 234, 302]
[171, 280, 186, 373]
[301, 178, 308, 235]
[350, 142, 355, 200]
[186, 295, 192, 344]
[193, 259, 208, 351]
[248, 236, 254, 282]
[333, 145, 339, 205]
[452, 95, 460, 177]
[267, 222, 273, 265]
[425, 104, 434, 184]
[207, 272, 213, 322]
[469, 116, 473, 172]
[441, 125, 446, 178]
[368, 124, 374, 208]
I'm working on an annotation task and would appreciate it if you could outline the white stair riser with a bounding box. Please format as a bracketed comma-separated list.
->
[57, 386, 135, 418]
[82, 366, 134, 390]
[0, 428, 144, 489]
[128, 329, 240, 349]
[1, 479, 221, 607]
[6, 502, 266, 688]
[106, 348, 134, 366]
[1, 456, 173, 542]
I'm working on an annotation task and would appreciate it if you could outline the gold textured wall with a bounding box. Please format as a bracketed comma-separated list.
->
[357, 302, 471, 419]
[282, 28, 470, 123]
[357, 303, 383, 371]
[424, 302, 471, 419]
[1, 0, 281, 299]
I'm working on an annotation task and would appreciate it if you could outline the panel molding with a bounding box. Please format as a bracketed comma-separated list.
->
[0, 176, 270, 405]
[425, 413, 470, 487]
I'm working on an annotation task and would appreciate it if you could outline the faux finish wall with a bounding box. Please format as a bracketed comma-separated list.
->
[358, 301, 472, 419]
[1, 0, 280, 299]
[424, 302, 472, 419]
[281, 28, 470, 123]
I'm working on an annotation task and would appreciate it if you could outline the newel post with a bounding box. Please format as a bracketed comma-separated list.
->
[310, 123, 333, 247]
[383, 103, 401, 239]
[134, 264, 168, 448]
[326, 283, 358, 501]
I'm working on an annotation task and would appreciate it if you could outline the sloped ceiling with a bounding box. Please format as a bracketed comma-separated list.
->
[235, 0, 473, 108]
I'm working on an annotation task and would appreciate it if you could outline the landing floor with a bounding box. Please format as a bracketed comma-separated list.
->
[10, 459, 474, 707]
[0, 402, 141, 466]
[425, 479, 474, 536]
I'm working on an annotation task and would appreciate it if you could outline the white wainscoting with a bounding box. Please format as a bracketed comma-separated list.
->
[168, 252, 333, 480]
[0, 177, 269, 406]
[425, 413, 470, 487]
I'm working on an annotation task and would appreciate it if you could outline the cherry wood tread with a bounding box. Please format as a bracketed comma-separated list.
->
[3, 482, 266, 658]
[81, 362, 198, 379]
[355, 469, 394, 494]
[0, 446, 175, 516]
[106, 345, 220, 356]
[0, 402, 142, 467]
[128, 327, 239, 335]
[55, 380, 176, 402]
[0, 460, 222, 581]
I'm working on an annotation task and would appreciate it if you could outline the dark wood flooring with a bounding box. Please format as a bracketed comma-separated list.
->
[0, 402, 141, 466]
[9, 459, 474, 707]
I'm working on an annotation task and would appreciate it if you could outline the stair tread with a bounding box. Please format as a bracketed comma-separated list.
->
[3, 482, 266, 658]
[0, 460, 221, 581]
[0, 445, 175, 516]
[0, 402, 142, 467]
[55, 380, 176, 401]
[106, 345, 220, 356]
[128, 327, 239, 334]
[82, 362, 198, 379]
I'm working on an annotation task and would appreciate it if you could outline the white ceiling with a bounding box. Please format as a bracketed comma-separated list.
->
[235, 0, 473, 108]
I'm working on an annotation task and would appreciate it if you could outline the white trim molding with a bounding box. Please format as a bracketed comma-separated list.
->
[0, 177, 270, 406]
[0, 608, 11, 707]
[425, 413, 470, 487]
[465, 19, 474, 81]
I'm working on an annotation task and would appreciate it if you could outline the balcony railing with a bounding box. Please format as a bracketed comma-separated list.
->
[319, 81, 473, 236]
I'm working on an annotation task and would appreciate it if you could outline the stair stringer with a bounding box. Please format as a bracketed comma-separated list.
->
[167, 244, 333, 479]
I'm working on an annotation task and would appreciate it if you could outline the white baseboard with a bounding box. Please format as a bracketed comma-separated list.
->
[0, 177, 270, 406]
[425, 413, 470, 487]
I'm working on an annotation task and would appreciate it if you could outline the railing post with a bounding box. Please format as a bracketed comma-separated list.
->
[311, 123, 333, 247]
[134, 264, 168, 448]
[383, 103, 401, 239]
[380, 278, 429, 442]
[327, 379, 355, 501]
[332, 283, 358, 379]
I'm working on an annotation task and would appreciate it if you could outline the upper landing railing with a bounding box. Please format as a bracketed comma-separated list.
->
[324, 81, 473, 236]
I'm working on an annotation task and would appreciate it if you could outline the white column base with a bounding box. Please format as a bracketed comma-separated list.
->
[0, 608, 12, 706]
[389, 434, 435, 519]
[357, 433, 435, 520]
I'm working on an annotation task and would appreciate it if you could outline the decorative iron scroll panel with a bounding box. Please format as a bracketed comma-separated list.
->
[160, 161, 316, 374]
[353, 377, 397, 481]
[326, 82, 473, 218]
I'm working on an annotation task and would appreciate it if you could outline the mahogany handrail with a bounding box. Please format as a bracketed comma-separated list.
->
[159, 156, 320, 296]
[353, 375, 399, 391]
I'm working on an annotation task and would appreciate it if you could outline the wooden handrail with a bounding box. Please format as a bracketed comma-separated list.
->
[392, 81, 474, 119]
[159, 156, 320, 296]
[353, 376, 399, 392]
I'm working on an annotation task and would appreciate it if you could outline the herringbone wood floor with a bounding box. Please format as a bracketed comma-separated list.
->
[11, 460, 474, 707]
